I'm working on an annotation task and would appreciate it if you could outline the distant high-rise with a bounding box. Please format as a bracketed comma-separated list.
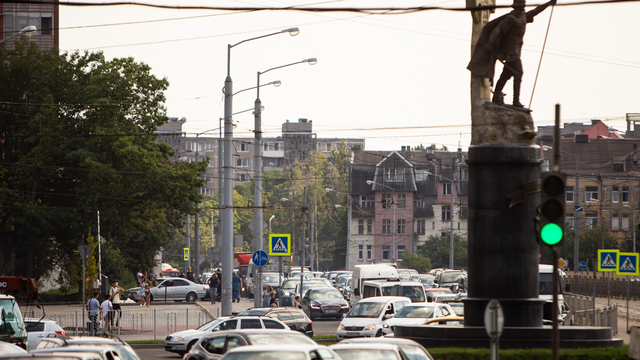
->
[1, 2, 59, 50]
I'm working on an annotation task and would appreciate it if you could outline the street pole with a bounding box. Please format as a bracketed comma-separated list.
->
[574, 159, 580, 276]
[186, 215, 191, 273]
[346, 195, 352, 270]
[450, 178, 455, 269]
[311, 199, 315, 272]
[300, 188, 308, 298]
[253, 72, 264, 308]
[221, 45, 234, 316]
[392, 188, 396, 263]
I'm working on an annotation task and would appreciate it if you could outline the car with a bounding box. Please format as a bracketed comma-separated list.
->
[24, 318, 65, 350]
[336, 337, 434, 360]
[444, 302, 464, 317]
[236, 308, 313, 337]
[184, 329, 317, 360]
[0, 353, 103, 360]
[331, 343, 413, 360]
[381, 302, 456, 335]
[164, 317, 231, 355]
[434, 270, 466, 292]
[208, 316, 289, 332]
[125, 278, 208, 302]
[336, 296, 411, 340]
[300, 287, 349, 320]
[423, 316, 464, 325]
[397, 269, 413, 282]
[30, 345, 127, 360]
[34, 336, 140, 360]
[281, 279, 330, 307]
[334, 275, 350, 291]
[220, 344, 338, 360]
[410, 275, 436, 289]
[424, 288, 453, 302]
[0, 341, 28, 355]
[260, 272, 283, 298]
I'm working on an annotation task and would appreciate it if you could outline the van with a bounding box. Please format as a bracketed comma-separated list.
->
[361, 280, 426, 303]
[336, 296, 411, 339]
[539, 264, 567, 315]
[350, 264, 399, 307]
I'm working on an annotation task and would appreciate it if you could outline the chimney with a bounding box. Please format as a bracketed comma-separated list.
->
[401, 146, 406, 151]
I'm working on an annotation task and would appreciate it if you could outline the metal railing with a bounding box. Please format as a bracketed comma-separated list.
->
[564, 293, 618, 334]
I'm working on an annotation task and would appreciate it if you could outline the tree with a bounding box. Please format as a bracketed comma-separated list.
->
[416, 234, 468, 269]
[399, 253, 431, 273]
[0, 40, 204, 288]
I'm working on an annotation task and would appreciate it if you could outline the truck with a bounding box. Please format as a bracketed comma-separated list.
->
[350, 264, 399, 307]
[0, 276, 39, 349]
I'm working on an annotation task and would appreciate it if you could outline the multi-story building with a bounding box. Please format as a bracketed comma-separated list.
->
[348, 147, 468, 268]
[1, 2, 58, 50]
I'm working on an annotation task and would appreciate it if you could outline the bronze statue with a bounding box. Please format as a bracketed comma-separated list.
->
[467, 0, 555, 108]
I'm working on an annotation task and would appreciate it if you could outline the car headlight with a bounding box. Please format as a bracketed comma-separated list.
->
[382, 323, 389, 328]
[172, 336, 184, 341]
[338, 324, 345, 330]
[310, 302, 320, 309]
[340, 303, 349, 308]
[283, 291, 290, 296]
[363, 324, 376, 331]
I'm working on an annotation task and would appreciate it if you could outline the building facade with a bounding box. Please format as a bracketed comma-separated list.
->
[1, 2, 58, 50]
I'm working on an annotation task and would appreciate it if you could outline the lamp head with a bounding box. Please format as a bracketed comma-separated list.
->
[366, 180, 374, 185]
[271, 80, 282, 87]
[305, 58, 318, 66]
[325, 188, 333, 192]
[284, 27, 300, 36]
[21, 25, 37, 36]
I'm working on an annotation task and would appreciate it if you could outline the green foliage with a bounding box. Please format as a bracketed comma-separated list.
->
[399, 253, 431, 273]
[428, 346, 628, 360]
[0, 39, 203, 288]
[547, 225, 619, 266]
[413, 144, 427, 150]
[427, 143, 449, 151]
[417, 234, 468, 269]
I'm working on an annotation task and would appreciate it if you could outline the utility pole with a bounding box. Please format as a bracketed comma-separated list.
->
[300, 187, 308, 298]
[311, 199, 315, 272]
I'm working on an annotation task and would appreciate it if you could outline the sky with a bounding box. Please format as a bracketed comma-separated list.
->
[58, 0, 640, 151]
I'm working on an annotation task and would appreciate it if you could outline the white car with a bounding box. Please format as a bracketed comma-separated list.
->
[336, 296, 410, 340]
[24, 318, 65, 350]
[210, 316, 290, 331]
[381, 303, 456, 335]
[164, 317, 230, 355]
[126, 278, 209, 302]
[222, 344, 339, 360]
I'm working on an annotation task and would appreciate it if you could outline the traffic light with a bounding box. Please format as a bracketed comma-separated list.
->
[538, 172, 566, 246]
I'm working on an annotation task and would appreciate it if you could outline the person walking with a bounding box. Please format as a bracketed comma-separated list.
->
[209, 273, 219, 305]
[100, 294, 113, 334]
[86, 292, 100, 336]
[216, 269, 222, 300]
[187, 267, 195, 283]
[144, 276, 152, 307]
[148, 268, 157, 286]
[294, 295, 302, 309]
[262, 285, 273, 308]
[109, 280, 124, 328]
[136, 269, 144, 286]
[269, 291, 277, 307]
[232, 271, 242, 303]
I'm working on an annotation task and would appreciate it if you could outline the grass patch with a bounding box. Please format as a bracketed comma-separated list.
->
[313, 334, 337, 340]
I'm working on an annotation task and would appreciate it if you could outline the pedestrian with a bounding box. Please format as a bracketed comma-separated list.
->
[232, 271, 242, 303]
[216, 269, 222, 300]
[100, 294, 113, 334]
[86, 292, 100, 336]
[269, 291, 277, 307]
[179, 270, 186, 278]
[209, 273, 219, 305]
[294, 295, 302, 309]
[187, 267, 195, 283]
[136, 269, 144, 286]
[139, 275, 147, 307]
[262, 285, 273, 307]
[144, 276, 152, 307]
[148, 268, 157, 286]
[109, 280, 124, 328]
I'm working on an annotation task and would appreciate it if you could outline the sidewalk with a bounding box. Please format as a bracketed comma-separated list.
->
[197, 296, 255, 318]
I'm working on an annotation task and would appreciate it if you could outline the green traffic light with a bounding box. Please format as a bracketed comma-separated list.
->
[540, 223, 563, 245]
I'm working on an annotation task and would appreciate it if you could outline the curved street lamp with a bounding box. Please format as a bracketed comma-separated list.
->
[1, 25, 37, 46]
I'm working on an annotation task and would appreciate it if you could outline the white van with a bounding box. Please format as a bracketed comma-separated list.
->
[350, 264, 399, 307]
[336, 296, 411, 340]
[361, 280, 426, 303]
[539, 264, 567, 314]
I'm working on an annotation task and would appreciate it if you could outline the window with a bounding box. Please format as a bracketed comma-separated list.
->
[359, 245, 364, 260]
[585, 213, 598, 229]
[612, 214, 619, 230]
[382, 193, 392, 209]
[614, 163, 624, 171]
[585, 186, 599, 203]
[367, 245, 372, 260]
[442, 205, 452, 221]
[414, 196, 424, 209]
[397, 219, 406, 234]
[441, 232, 449, 238]
[262, 319, 285, 329]
[41, 17, 52, 35]
[623, 214, 630, 230]
[274, 143, 280, 151]
[416, 220, 426, 235]
[204, 336, 227, 354]
[240, 143, 248, 151]
[216, 319, 237, 331]
[264, 143, 269, 151]
[623, 186, 630, 203]
[358, 219, 364, 235]
[236, 174, 247, 181]
[382, 219, 391, 234]
[25, 322, 44, 332]
[443, 182, 452, 195]
[226, 336, 247, 351]
[397, 193, 406, 208]
[397, 245, 406, 261]
[361, 196, 375, 209]
[382, 245, 391, 261]
[236, 158, 249, 167]
[240, 319, 262, 329]
[566, 186, 574, 203]
[566, 213, 574, 229]
[612, 186, 619, 203]
[385, 168, 403, 182]
[367, 219, 373, 234]
[415, 170, 428, 181]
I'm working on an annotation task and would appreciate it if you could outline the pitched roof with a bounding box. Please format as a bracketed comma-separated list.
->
[582, 120, 623, 139]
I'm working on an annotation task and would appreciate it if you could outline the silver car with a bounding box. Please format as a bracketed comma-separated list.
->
[128, 278, 208, 302]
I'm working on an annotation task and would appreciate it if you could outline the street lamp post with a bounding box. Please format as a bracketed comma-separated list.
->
[426, 172, 455, 269]
[366, 180, 396, 263]
[0, 25, 36, 46]
[252, 59, 316, 307]
[326, 188, 352, 270]
[221, 27, 298, 316]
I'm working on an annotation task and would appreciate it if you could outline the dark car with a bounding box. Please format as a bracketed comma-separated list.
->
[236, 307, 313, 337]
[184, 329, 316, 360]
[301, 287, 349, 320]
[434, 270, 466, 292]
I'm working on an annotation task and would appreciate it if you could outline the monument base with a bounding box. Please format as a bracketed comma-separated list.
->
[394, 325, 623, 349]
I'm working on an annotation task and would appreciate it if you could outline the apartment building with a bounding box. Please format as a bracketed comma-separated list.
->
[1, 2, 58, 50]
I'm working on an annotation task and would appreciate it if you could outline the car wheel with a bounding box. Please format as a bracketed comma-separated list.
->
[187, 339, 198, 352]
[186, 292, 198, 302]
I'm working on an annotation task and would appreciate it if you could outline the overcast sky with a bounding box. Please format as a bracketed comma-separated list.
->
[59, 0, 640, 151]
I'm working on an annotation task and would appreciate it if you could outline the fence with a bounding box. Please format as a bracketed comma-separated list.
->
[564, 293, 618, 335]
[24, 308, 214, 340]
[569, 275, 640, 299]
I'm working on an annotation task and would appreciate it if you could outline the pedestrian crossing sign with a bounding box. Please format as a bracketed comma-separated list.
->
[597, 249, 618, 272]
[269, 234, 291, 256]
[616, 252, 640, 276]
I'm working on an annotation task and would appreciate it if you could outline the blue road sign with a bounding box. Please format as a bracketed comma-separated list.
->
[575, 206, 583, 212]
[598, 249, 618, 272]
[579, 261, 587, 271]
[269, 234, 291, 256]
[617, 252, 640, 276]
[252, 250, 269, 267]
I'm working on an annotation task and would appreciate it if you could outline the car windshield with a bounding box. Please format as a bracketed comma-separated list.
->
[401, 345, 432, 360]
[263, 274, 280, 283]
[395, 306, 435, 318]
[420, 278, 434, 286]
[197, 318, 227, 331]
[337, 277, 349, 286]
[440, 273, 463, 283]
[224, 351, 307, 360]
[333, 349, 398, 360]
[246, 333, 316, 345]
[283, 280, 300, 290]
[0, 298, 27, 341]
[347, 302, 385, 318]
[299, 282, 325, 292]
[381, 286, 425, 302]
[310, 289, 343, 300]
[449, 304, 464, 316]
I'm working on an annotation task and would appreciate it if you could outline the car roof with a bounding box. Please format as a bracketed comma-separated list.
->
[338, 337, 424, 347]
[47, 335, 128, 346]
[331, 343, 400, 351]
[357, 296, 409, 303]
[204, 329, 307, 336]
[425, 288, 452, 292]
[226, 344, 325, 353]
